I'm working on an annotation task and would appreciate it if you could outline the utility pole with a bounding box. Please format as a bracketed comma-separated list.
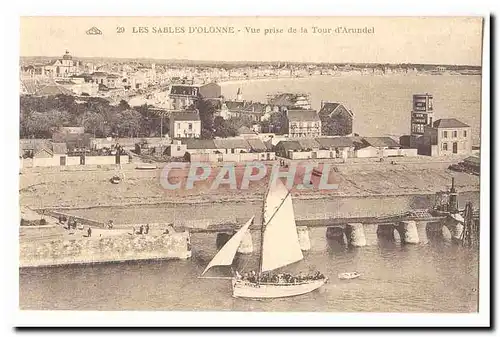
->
[160, 114, 163, 138]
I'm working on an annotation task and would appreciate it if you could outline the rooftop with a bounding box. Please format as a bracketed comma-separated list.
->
[362, 137, 401, 148]
[433, 118, 470, 128]
[319, 102, 340, 114]
[170, 85, 199, 96]
[245, 138, 268, 151]
[316, 137, 358, 148]
[181, 139, 217, 149]
[214, 138, 250, 149]
[296, 138, 320, 150]
[275, 140, 303, 152]
[171, 111, 200, 122]
[224, 100, 248, 111]
[319, 102, 354, 118]
[268, 93, 309, 107]
[287, 109, 320, 122]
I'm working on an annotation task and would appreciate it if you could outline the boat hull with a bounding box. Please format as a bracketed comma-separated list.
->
[232, 278, 327, 299]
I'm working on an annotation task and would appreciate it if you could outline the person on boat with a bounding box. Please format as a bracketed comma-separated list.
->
[313, 271, 324, 280]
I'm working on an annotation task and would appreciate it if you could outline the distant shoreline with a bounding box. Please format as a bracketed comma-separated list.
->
[215, 73, 480, 87]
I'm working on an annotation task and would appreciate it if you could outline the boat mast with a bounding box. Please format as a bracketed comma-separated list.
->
[257, 184, 268, 278]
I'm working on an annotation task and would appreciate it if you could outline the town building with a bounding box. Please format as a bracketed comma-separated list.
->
[55, 77, 99, 96]
[316, 137, 358, 159]
[178, 138, 275, 162]
[88, 72, 122, 90]
[419, 118, 472, 156]
[355, 137, 404, 158]
[274, 136, 417, 160]
[218, 100, 247, 120]
[318, 101, 354, 136]
[267, 93, 311, 111]
[169, 111, 202, 139]
[22, 51, 83, 78]
[31, 142, 68, 167]
[286, 109, 322, 138]
[169, 83, 221, 110]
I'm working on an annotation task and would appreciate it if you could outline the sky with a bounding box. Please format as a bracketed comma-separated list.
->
[20, 16, 484, 65]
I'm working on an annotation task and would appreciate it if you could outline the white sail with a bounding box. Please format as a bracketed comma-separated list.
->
[201, 216, 254, 276]
[261, 180, 303, 273]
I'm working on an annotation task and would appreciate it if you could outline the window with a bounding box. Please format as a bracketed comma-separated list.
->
[443, 131, 448, 138]
[177, 123, 181, 129]
[463, 130, 467, 138]
[442, 142, 448, 151]
[452, 131, 458, 138]
[188, 123, 193, 130]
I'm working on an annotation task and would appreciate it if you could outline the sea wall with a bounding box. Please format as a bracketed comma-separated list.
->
[20, 232, 192, 268]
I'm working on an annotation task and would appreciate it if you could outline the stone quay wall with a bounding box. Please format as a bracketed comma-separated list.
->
[20, 232, 192, 268]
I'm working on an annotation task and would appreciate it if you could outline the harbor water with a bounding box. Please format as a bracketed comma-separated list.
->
[19, 230, 478, 312]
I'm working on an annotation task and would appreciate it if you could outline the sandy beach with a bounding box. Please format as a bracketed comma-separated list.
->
[20, 156, 479, 211]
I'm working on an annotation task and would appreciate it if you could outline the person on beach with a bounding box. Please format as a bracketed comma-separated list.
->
[139, 225, 144, 234]
[145, 224, 149, 234]
[87, 227, 92, 237]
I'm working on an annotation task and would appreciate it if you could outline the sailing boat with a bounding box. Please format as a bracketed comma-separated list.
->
[201, 180, 328, 299]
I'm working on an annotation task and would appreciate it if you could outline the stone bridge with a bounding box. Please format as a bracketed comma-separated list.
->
[186, 209, 480, 254]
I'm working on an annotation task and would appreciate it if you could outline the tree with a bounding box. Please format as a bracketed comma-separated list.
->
[321, 113, 352, 136]
[109, 109, 142, 138]
[263, 111, 288, 135]
[213, 116, 238, 138]
[80, 111, 105, 137]
[118, 99, 131, 111]
[21, 110, 71, 138]
[197, 99, 216, 139]
[135, 104, 169, 137]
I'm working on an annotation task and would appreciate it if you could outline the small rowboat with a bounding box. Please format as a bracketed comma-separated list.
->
[136, 164, 157, 170]
[338, 272, 361, 280]
[110, 175, 121, 184]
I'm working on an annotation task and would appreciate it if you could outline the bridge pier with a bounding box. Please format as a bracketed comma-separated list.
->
[326, 226, 347, 245]
[415, 221, 429, 244]
[345, 223, 367, 247]
[297, 226, 311, 251]
[377, 224, 395, 242]
[441, 225, 452, 242]
[237, 230, 254, 254]
[363, 224, 379, 246]
[398, 220, 419, 244]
